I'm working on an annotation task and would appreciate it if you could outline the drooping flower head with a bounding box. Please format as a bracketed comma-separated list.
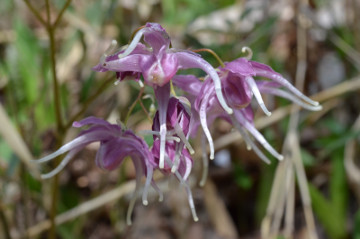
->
[33, 117, 161, 225]
[93, 23, 234, 169]
[149, 97, 198, 221]
[173, 54, 321, 164]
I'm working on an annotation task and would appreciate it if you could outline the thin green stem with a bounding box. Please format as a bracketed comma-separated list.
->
[44, 1, 64, 238]
[48, 27, 64, 131]
[192, 48, 225, 67]
[124, 87, 145, 125]
[65, 76, 114, 129]
[23, 0, 71, 237]
[139, 96, 152, 123]
[22, 0, 47, 26]
[53, 0, 72, 29]
[45, 0, 51, 25]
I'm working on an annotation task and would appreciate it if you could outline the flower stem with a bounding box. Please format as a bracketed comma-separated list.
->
[53, 0, 72, 29]
[44, 0, 70, 237]
[124, 87, 152, 125]
[22, 0, 47, 26]
[192, 48, 225, 68]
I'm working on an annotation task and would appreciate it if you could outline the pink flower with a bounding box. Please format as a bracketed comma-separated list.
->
[33, 117, 161, 225]
[173, 57, 321, 163]
[93, 23, 234, 169]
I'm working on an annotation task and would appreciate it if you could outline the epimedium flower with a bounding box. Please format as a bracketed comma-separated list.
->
[222, 56, 321, 113]
[172, 54, 322, 166]
[145, 96, 198, 221]
[92, 22, 234, 170]
[32, 117, 162, 225]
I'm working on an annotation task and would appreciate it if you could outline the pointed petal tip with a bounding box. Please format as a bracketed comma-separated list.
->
[315, 104, 323, 111]
[259, 103, 272, 116]
[31, 159, 43, 164]
[312, 100, 320, 106]
[226, 108, 234, 114]
[40, 174, 50, 180]
[72, 121, 81, 127]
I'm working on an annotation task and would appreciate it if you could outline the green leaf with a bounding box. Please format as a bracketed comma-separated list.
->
[309, 183, 346, 239]
[255, 163, 276, 223]
[301, 148, 316, 167]
[14, 18, 40, 104]
[330, 153, 348, 229]
[354, 210, 360, 239]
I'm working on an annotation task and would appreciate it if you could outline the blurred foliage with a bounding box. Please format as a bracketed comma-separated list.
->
[0, 0, 359, 238]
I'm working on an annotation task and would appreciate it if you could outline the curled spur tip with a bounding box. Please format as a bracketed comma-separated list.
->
[242, 46, 253, 60]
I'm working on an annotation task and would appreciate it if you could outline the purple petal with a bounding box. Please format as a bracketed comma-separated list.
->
[224, 58, 255, 76]
[222, 72, 252, 109]
[95, 54, 148, 73]
[176, 51, 233, 114]
[144, 23, 171, 54]
[140, 49, 178, 87]
[73, 116, 115, 128]
[96, 137, 149, 171]
[172, 75, 202, 96]
[250, 61, 281, 76]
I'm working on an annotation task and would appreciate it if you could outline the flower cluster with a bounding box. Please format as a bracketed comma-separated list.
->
[34, 23, 321, 224]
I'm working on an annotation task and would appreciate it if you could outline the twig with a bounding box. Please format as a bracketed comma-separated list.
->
[192, 48, 225, 67]
[45, 0, 51, 26]
[22, 0, 47, 26]
[53, 0, 72, 29]
[124, 87, 147, 125]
